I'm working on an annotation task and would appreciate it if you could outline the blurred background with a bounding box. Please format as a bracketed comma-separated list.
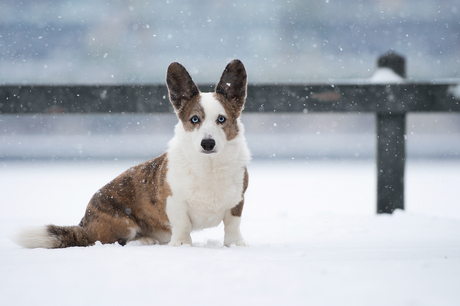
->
[0, 0, 459, 160]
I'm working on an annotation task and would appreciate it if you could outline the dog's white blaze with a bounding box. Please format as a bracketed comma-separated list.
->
[193, 92, 227, 154]
[166, 92, 251, 245]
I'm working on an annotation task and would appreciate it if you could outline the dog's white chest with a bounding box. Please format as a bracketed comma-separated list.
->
[167, 161, 244, 230]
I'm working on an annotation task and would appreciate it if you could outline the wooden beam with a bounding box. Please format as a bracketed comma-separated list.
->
[0, 83, 459, 114]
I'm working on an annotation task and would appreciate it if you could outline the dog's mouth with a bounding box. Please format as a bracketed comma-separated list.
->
[201, 149, 217, 154]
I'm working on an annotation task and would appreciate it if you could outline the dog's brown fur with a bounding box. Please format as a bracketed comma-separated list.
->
[47, 153, 172, 247]
[230, 167, 249, 217]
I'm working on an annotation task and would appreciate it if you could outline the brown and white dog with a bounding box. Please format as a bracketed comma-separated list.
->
[16, 59, 251, 248]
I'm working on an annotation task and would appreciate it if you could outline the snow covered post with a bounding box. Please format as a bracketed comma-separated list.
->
[376, 51, 406, 214]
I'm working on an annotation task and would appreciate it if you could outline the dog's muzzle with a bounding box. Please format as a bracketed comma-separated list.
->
[201, 138, 216, 153]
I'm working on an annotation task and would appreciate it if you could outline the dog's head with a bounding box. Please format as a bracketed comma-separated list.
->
[166, 59, 247, 155]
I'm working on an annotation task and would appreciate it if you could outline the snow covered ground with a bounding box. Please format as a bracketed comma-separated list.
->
[1, 159, 460, 306]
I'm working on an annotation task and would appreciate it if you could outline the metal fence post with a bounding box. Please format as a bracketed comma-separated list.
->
[376, 51, 406, 213]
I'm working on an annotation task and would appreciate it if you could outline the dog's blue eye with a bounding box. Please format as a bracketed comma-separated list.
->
[218, 115, 226, 123]
[191, 116, 200, 124]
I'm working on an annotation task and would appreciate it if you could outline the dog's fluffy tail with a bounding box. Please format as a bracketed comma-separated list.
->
[15, 225, 92, 249]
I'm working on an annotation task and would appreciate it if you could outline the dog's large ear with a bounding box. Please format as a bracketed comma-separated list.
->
[215, 59, 247, 113]
[166, 62, 200, 111]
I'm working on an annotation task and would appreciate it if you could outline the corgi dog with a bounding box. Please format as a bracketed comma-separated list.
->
[16, 59, 251, 248]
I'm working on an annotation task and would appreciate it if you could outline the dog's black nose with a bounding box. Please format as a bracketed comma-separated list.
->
[201, 139, 216, 151]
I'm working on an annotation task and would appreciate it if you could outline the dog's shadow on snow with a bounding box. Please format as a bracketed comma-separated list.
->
[124, 239, 228, 249]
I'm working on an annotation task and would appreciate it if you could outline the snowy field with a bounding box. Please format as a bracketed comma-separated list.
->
[1, 159, 460, 306]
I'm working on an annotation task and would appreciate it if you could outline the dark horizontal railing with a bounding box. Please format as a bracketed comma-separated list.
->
[1, 83, 459, 114]
[1, 52, 459, 214]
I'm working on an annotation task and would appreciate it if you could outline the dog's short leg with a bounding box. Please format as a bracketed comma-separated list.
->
[166, 198, 192, 246]
[223, 209, 248, 247]
[169, 220, 192, 246]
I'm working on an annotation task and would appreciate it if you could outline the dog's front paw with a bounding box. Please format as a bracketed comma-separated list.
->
[224, 239, 248, 247]
[168, 239, 192, 247]
[169, 232, 192, 247]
